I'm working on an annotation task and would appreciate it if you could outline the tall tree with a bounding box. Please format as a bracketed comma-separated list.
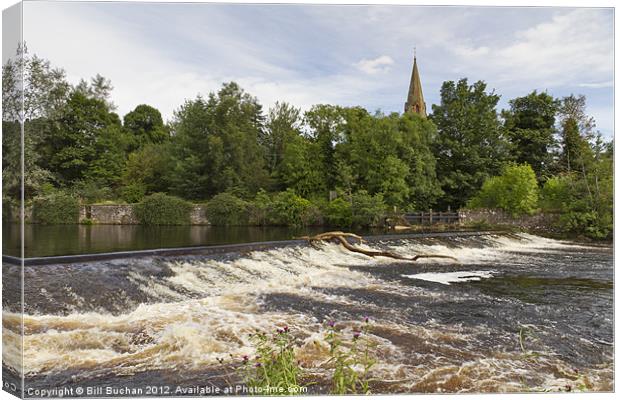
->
[430, 78, 510, 209]
[263, 102, 301, 179]
[47, 91, 127, 187]
[75, 73, 116, 111]
[331, 108, 441, 209]
[502, 91, 559, 179]
[2, 44, 70, 198]
[303, 104, 347, 192]
[557, 94, 595, 174]
[123, 104, 169, 151]
[169, 82, 270, 199]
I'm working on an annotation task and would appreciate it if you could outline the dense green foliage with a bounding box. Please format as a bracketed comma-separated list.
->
[134, 193, 192, 225]
[33, 191, 80, 224]
[2, 48, 612, 238]
[205, 192, 249, 226]
[502, 91, 559, 180]
[430, 79, 509, 209]
[468, 164, 539, 216]
[324, 198, 353, 227]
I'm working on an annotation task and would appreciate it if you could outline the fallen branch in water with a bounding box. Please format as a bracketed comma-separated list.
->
[298, 231, 457, 262]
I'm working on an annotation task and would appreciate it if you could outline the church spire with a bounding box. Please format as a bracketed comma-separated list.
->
[404, 52, 426, 117]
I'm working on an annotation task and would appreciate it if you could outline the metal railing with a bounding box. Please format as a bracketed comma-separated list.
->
[403, 211, 459, 225]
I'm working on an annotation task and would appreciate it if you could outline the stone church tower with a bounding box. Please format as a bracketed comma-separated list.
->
[404, 55, 426, 117]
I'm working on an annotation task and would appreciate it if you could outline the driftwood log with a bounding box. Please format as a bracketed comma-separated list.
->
[298, 231, 457, 262]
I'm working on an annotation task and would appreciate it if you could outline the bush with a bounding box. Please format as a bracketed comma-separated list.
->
[206, 192, 249, 226]
[270, 189, 312, 227]
[247, 190, 271, 226]
[33, 192, 80, 224]
[301, 204, 324, 226]
[69, 180, 114, 204]
[539, 176, 572, 212]
[134, 193, 192, 225]
[324, 198, 353, 227]
[120, 183, 147, 203]
[541, 175, 612, 240]
[468, 163, 539, 216]
[351, 191, 386, 227]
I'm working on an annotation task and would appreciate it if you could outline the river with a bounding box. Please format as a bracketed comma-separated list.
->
[3, 223, 383, 257]
[1, 232, 613, 395]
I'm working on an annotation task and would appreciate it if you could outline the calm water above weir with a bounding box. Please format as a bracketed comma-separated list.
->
[2, 223, 385, 257]
[2, 233, 613, 395]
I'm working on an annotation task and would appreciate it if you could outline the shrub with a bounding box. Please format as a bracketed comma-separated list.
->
[134, 193, 192, 225]
[270, 189, 312, 227]
[33, 192, 80, 224]
[324, 198, 353, 227]
[119, 183, 147, 203]
[351, 191, 386, 227]
[247, 190, 271, 226]
[468, 163, 539, 216]
[301, 204, 324, 226]
[539, 176, 572, 212]
[206, 192, 249, 226]
[540, 175, 612, 240]
[70, 180, 114, 204]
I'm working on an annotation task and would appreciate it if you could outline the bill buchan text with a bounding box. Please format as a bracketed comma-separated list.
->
[25, 385, 308, 397]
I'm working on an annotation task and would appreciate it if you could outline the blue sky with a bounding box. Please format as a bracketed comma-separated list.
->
[22, 1, 614, 137]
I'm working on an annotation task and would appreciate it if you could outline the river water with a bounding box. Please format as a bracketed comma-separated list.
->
[2, 233, 613, 395]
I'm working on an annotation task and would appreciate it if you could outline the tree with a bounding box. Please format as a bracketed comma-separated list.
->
[468, 163, 539, 216]
[557, 95, 595, 175]
[169, 82, 270, 199]
[329, 108, 440, 209]
[123, 104, 169, 151]
[2, 44, 70, 198]
[263, 102, 301, 176]
[122, 143, 172, 195]
[47, 91, 127, 187]
[303, 104, 347, 192]
[278, 134, 328, 198]
[430, 78, 510, 209]
[502, 91, 559, 179]
[75, 73, 115, 111]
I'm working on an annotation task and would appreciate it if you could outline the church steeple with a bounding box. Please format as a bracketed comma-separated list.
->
[404, 53, 426, 117]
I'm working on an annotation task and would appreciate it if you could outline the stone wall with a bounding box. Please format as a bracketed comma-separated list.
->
[458, 208, 559, 231]
[78, 204, 209, 225]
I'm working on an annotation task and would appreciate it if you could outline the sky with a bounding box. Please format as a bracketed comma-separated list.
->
[17, 1, 615, 137]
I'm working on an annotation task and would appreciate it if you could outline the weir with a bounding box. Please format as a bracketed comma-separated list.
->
[3, 230, 500, 266]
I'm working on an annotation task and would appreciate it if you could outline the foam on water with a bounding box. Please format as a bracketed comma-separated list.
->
[2, 232, 613, 392]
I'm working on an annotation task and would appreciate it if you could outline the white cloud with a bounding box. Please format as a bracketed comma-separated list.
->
[453, 45, 489, 58]
[448, 9, 613, 89]
[22, 3, 384, 120]
[578, 81, 614, 89]
[19, 2, 612, 137]
[354, 55, 395, 75]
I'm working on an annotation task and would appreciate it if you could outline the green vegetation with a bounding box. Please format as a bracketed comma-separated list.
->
[32, 191, 80, 224]
[2, 47, 612, 239]
[239, 327, 302, 395]
[468, 164, 539, 216]
[325, 318, 376, 394]
[134, 193, 192, 225]
[234, 318, 376, 395]
[431, 79, 509, 209]
[205, 192, 249, 226]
